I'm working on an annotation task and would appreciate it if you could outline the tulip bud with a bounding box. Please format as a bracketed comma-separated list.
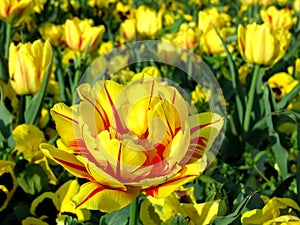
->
[136, 5, 163, 38]
[120, 18, 136, 41]
[65, 17, 105, 52]
[39, 22, 66, 47]
[261, 6, 295, 30]
[238, 23, 291, 68]
[9, 40, 53, 95]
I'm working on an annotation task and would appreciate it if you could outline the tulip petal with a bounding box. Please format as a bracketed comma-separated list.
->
[50, 103, 79, 147]
[185, 112, 223, 162]
[40, 143, 92, 180]
[144, 162, 200, 198]
[72, 181, 139, 212]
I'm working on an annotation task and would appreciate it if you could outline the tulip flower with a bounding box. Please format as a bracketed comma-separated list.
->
[120, 18, 136, 41]
[40, 78, 223, 212]
[238, 23, 291, 68]
[198, 7, 231, 33]
[0, 0, 33, 25]
[136, 5, 163, 38]
[39, 22, 66, 47]
[8, 40, 53, 95]
[261, 6, 295, 30]
[65, 17, 105, 52]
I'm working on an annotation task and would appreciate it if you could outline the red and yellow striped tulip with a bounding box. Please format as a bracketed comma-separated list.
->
[40, 78, 223, 212]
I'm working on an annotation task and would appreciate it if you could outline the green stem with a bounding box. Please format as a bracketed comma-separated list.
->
[54, 48, 68, 102]
[297, 126, 300, 204]
[253, 164, 275, 189]
[129, 197, 138, 225]
[72, 52, 82, 96]
[4, 23, 12, 59]
[243, 64, 260, 133]
[18, 95, 26, 124]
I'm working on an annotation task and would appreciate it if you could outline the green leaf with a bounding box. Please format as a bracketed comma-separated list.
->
[277, 82, 300, 110]
[213, 192, 256, 225]
[0, 53, 9, 82]
[24, 56, 53, 125]
[100, 204, 129, 225]
[271, 175, 296, 197]
[16, 164, 49, 195]
[171, 214, 189, 225]
[0, 88, 13, 143]
[213, 25, 246, 129]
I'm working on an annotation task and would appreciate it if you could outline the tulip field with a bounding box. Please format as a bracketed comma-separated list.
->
[1, 0, 300, 224]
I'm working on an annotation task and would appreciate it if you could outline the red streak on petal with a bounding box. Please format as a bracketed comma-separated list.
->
[76, 186, 105, 208]
[103, 84, 128, 134]
[116, 144, 122, 179]
[190, 136, 208, 147]
[54, 157, 87, 173]
[52, 110, 79, 125]
[81, 92, 109, 129]
[190, 119, 221, 134]
[171, 89, 176, 104]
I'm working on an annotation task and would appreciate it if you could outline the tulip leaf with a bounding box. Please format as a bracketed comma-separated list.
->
[16, 164, 49, 195]
[297, 126, 300, 204]
[100, 204, 129, 225]
[277, 82, 300, 110]
[213, 192, 257, 225]
[271, 175, 296, 198]
[213, 25, 246, 129]
[24, 56, 53, 125]
[263, 84, 289, 179]
[0, 53, 8, 82]
[0, 88, 13, 144]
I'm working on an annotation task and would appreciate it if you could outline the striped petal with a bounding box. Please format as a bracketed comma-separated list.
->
[72, 181, 139, 212]
[144, 162, 200, 198]
[40, 143, 92, 180]
[50, 103, 79, 147]
[185, 112, 224, 163]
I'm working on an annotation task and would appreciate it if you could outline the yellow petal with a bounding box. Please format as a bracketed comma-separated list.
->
[144, 162, 200, 198]
[72, 181, 139, 212]
[50, 103, 78, 147]
[40, 143, 92, 180]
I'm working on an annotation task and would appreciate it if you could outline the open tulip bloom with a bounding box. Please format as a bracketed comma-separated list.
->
[40, 77, 224, 212]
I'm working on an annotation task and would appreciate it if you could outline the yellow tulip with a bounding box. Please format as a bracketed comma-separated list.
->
[0, 160, 17, 212]
[65, 17, 105, 52]
[120, 18, 136, 41]
[136, 5, 163, 38]
[173, 22, 199, 50]
[40, 78, 223, 212]
[261, 6, 295, 30]
[268, 72, 299, 100]
[240, 0, 274, 6]
[200, 27, 234, 55]
[9, 40, 53, 95]
[39, 22, 65, 47]
[0, 0, 33, 25]
[198, 7, 231, 33]
[238, 23, 291, 68]
[295, 0, 300, 13]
